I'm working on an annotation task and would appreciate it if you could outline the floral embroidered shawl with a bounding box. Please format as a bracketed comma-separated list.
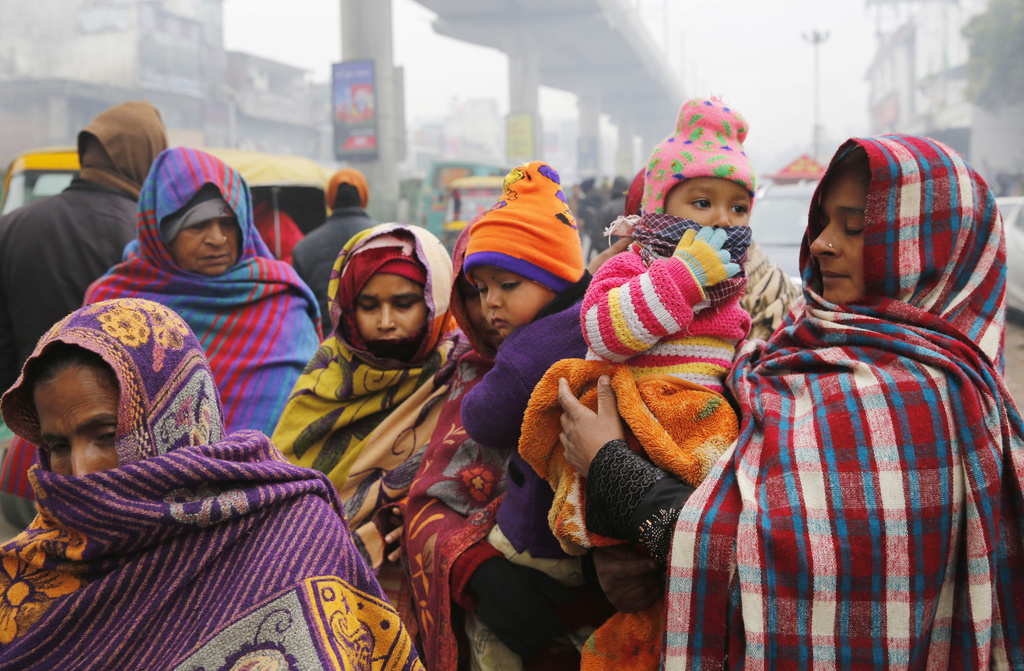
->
[0, 298, 421, 670]
[665, 135, 1024, 669]
[402, 227, 506, 670]
[271, 223, 463, 569]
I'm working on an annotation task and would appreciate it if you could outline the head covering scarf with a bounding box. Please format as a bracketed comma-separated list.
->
[0, 299, 421, 670]
[665, 135, 1024, 668]
[327, 168, 370, 209]
[271, 223, 463, 569]
[332, 235, 429, 356]
[403, 227, 506, 670]
[84, 147, 321, 438]
[77, 101, 168, 199]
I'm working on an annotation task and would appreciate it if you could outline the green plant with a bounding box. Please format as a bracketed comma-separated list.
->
[964, 0, 1024, 108]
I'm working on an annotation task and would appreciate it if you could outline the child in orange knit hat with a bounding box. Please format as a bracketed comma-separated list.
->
[455, 161, 612, 670]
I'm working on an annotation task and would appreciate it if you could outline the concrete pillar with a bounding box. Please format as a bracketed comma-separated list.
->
[508, 52, 542, 162]
[577, 90, 601, 179]
[341, 0, 399, 221]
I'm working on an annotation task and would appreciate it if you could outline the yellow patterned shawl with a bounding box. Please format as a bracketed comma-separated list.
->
[272, 223, 461, 568]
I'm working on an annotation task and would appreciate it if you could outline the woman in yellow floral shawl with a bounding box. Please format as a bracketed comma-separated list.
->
[272, 223, 465, 574]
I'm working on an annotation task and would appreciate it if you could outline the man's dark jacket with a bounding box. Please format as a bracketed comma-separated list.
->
[0, 179, 137, 390]
[291, 206, 378, 335]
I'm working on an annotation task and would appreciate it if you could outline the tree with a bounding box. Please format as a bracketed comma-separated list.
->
[964, 0, 1024, 108]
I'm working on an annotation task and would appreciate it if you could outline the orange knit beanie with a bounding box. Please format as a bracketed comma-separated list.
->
[464, 161, 583, 292]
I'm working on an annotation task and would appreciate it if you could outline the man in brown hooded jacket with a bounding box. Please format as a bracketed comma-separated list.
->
[0, 101, 167, 392]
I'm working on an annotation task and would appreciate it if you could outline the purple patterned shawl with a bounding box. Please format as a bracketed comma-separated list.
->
[0, 299, 422, 670]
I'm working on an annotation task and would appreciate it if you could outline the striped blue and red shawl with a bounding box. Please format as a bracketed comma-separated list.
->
[665, 135, 1024, 668]
[0, 298, 420, 669]
[85, 147, 321, 437]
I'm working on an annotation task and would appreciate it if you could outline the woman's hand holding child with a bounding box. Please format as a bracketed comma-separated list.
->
[557, 375, 625, 478]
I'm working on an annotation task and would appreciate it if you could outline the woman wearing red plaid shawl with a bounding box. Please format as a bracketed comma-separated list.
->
[558, 134, 1024, 668]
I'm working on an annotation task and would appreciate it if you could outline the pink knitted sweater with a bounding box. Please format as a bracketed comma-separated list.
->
[582, 246, 751, 392]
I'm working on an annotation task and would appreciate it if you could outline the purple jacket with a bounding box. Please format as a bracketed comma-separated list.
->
[461, 297, 587, 558]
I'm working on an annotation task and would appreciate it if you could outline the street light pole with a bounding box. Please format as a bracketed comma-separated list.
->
[802, 29, 829, 162]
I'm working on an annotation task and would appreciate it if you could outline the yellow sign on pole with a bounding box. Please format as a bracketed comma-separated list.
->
[507, 113, 534, 163]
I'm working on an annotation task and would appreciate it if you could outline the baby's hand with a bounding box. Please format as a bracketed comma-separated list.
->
[673, 227, 741, 288]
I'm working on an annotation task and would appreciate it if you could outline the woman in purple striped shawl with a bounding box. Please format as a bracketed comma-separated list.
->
[0, 298, 422, 670]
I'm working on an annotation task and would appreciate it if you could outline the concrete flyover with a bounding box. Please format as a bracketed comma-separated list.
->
[414, 0, 685, 175]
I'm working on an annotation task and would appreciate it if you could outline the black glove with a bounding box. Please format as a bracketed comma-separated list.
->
[468, 557, 572, 659]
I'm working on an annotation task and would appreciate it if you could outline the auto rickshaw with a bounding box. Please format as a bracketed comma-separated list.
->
[0, 146, 79, 215]
[206, 148, 331, 263]
[0, 147, 331, 261]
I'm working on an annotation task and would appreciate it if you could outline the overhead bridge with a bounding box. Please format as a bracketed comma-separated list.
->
[415, 0, 685, 173]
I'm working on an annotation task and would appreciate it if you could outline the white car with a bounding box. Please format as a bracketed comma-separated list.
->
[750, 182, 818, 283]
[998, 196, 1024, 321]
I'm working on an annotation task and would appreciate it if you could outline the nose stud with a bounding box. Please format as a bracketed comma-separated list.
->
[827, 242, 835, 249]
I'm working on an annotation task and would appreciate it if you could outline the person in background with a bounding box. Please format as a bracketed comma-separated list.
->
[85, 147, 321, 438]
[558, 135, 1024, 667]
[584, 169, 644, 276]
[455, 161, 613, 670]
[0, 101, 167, 394]
[252, 194, 304, 265]
[272, 223, 464, 637]
[293, 168, 379, 335]
[0, 298, 422, 670]
[596, 175, 630, 233]
[0, 101, 167, 529]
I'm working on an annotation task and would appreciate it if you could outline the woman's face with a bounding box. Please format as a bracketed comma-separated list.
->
[355, 273, 428, 342]
[809, 167, 869, 304]
[168, 215, 241, 276]
[33, 364, 120, 477]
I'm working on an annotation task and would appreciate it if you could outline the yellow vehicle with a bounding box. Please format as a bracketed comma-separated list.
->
[0, 146, 331, 261]
[0, 146, 79, 215]
[440, 175, 504, 250]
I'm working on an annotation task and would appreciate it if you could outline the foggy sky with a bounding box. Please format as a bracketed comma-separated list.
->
[223, 0, 881, 171]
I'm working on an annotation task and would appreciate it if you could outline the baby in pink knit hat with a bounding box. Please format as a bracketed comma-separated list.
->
[581, 96, 755, 390]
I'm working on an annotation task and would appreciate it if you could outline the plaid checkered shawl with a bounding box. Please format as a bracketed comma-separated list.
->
[665, 135, 1024, 669]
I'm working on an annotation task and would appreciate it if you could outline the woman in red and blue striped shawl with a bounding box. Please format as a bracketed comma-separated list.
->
[559, 135, 1024, 668]
[0, 298, 420, 670]
[1, 148, 322, 506]
[85, 146, 321, 437]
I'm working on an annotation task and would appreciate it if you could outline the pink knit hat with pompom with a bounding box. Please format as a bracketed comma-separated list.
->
[641, 97, 755, 214]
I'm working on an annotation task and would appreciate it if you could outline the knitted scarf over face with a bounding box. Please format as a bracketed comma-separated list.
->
[403, 226, 502, 671]
[0, 299, 421, 670]
[609, 212, 750, 308]
[665, 135, 1024, 668]
[272, 223, 462, 568]
[84, 147, 321, 438]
